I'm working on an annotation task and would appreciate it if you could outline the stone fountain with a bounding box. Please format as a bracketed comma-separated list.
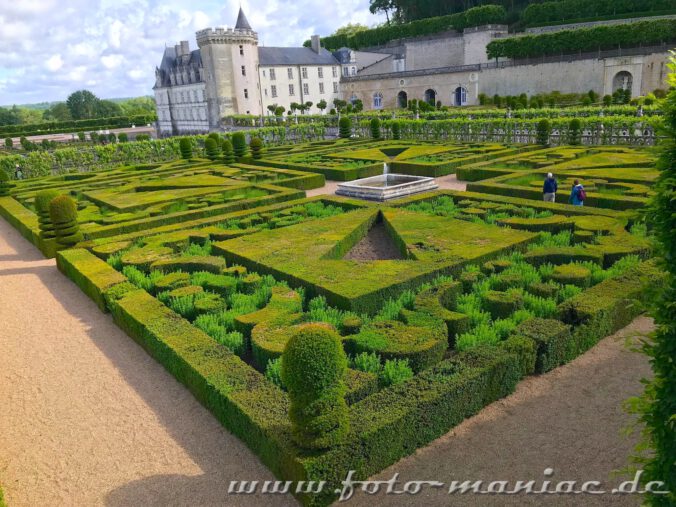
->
[336, 161, 438, 201]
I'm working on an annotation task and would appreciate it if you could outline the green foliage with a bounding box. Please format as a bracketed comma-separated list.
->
[222, 139, 235, 164]
[205, 137, 220, 160]
[391, 121, 401, 140]
[370, 118, 381, 140]
[265, 357, 285, 388]
[250, 137, 263, 159]
[232, 132, 248, 158]
[280, 324, 349, 449]
[179, 138, 192, 159]
[380, 358, 413, 386]
[351, 351, 382, 375]
[339, 117, 352, 139]
[487, 19, 676, 60]
[522, 0, 676, 27]
[49, 195, 82, 249]
[568, 118, 582, 145]
[536, 119, 551, 145]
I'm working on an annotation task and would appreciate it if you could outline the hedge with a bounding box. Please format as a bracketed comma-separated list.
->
[0, 114, 156, 138]
[486, 19, 676, 59]
[307, 4, 507, 50]
[511, 318, 572, 373]
[522, 0, 676, 27]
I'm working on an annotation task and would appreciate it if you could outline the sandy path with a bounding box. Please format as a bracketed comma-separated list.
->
[305, 174, 466, 199]
[0, 214, 652, 507]
[0, 217, 296, 507]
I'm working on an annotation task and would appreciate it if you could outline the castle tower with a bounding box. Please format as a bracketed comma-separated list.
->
[196, 8, 261, 128]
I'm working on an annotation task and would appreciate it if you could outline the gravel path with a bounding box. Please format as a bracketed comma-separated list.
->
[304, 174, 466, 199]
[0, 215, 651, 507]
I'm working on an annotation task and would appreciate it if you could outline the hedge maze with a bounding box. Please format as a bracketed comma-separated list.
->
[0, 140, 662, 505]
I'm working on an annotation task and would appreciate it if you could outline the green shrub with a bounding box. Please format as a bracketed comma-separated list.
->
[179, 138, 192, 159]
[222, 139, 236, 164]
[391, 121, 401, 140]
[250, 137, 263, 159]
[536, 119, 551, 146]
[232, 132, 248, 158]
[265, 357, 285, 388]
[512, 318, 572, 373]
[205, 138, 220, 160]
[339, 117, 352, 139]
[49, 195, 82, 249]
[456, 323, 499, 351]
[280, 323, 349, 449]
[499, 334, 537, 378]
[351, 351, 382, 375]
[118, 132, 128, 142]
[155, 271, 190, 292]
[0, 169, 14, 196]
[550, 263, 592, 287]
[380, 359, 413, 386]
[370, 118, 381, 140]
[567, 118, 582, 145]
[483, 290, 523, 319]
[35, 189, 61, 239]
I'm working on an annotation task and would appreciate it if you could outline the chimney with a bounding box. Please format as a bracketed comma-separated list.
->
[180, 40, 190, 56]
[311, 35, 321, 54]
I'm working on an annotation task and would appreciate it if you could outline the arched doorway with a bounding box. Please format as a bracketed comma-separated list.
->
[613, 71, 633, 92]
[454, 86, 468, 106]
[424, 89, 436, 106]
[397, 91, 408, 108]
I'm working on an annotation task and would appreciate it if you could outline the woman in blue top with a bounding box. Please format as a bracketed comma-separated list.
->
[569, 179, 585, 206]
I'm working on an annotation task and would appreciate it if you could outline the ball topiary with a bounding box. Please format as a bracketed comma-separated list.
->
[179, 138, 193, 159]
[338, 117, 352, 139]
[281, 324, 349, 449]
[370, 118, 381, 140]
[391, 121, 401, 140]
[232, 132, 248, 158]
[0, 169, 15, 196]
[204, 137, 220, 160]
[49, 195, 83, 249]
[250, 137, 263, 159]
[222, 139, 236, 164]
[35, 189, 61, 239]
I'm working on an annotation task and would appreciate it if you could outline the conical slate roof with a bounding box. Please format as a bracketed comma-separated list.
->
[235, 7, 252, 30]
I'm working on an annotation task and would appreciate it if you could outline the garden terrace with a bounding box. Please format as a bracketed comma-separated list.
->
[0, 139, 661, 506]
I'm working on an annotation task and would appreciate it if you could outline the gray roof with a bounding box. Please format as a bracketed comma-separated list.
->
[259, 47, 339, 66]
[157, 47, 203, 87]
[235, 7, 252, 30]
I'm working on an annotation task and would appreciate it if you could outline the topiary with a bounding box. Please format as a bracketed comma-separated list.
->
[204, 137, 220, 160]
[281, 323, 349, 449]
[0, 170, 15, 196]
[483, 290, 523, 320]
[222, 139, 235, 164]
[48, 195, 82, 249]
[35, 189, 61, 239]
[370, 118, 381, 140]
[179, 138, 192, 159]
[391, 121, 401, 140]
[232, 132, 248, 158]
[117, 132, 128, 142]
[567, 118, 582, 145]
[250, 137, 263, 159]
[338, 117, 352, 139]
[536, 119, 551, 146]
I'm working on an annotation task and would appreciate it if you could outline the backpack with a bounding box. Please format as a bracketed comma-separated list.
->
[578, 187, 587, 201]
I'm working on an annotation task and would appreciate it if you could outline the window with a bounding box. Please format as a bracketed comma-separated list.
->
[239, 45, 244, 55]
[269, 68, 276, 80]
[241, 66, 246, 76]
[332, 66, 337, 78]
[333, 82, 339, 93]
[264, 88, 268, 96]
[301, 67, 308, 79]
[289, 84, 295, 96]
[351, 66, 356, 76]
[244, 88, 249, 99]
[343, 67, 349, 77]
[287, 67, 293, 79]
[262, 69, 266, 77]
[318, 67, 323, 78]
[319, 83, 325, 94]
[271, 85, 277, 98]
[373, 92, 383, 109]
[303, 83, 309, 95]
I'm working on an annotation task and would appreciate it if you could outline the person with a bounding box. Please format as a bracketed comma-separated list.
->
[543, 172, 557, 202]
[14, 164, 23, 180]
[569, 179, 585, 206]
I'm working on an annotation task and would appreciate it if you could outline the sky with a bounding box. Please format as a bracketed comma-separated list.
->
[0, 0, 385, 106]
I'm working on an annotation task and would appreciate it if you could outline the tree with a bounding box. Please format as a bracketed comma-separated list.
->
[77, 132, 85, 142]
[118, 133, 128, 142]
[43, 102, 72, 122]
[96, 100, 123, 118]
[369, 0, 395, 23]
[352, 99, 364, 113]
[274, 106, 285, 116]
[317, 100, 327, 114]
[4, 137, 12, 149]
[118, 96, 156, 116]
[179, 138, 193, 159]
[339, 117, 352, 138]
[280, 324, 349, 449]
[370, 118, 381, 139]
[391, 121, 401, 140]
[66, 90, 100, 120]
[267, 104, 278, 115]
[333, 99, 347, 113]
[332, 23, 370, 38]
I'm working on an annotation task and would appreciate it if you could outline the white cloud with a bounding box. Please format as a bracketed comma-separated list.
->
[0, 0, 385, 104]
[46, 54, 64, 72]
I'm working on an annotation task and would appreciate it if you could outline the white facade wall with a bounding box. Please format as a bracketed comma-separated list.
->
[155, 83, 209, 135]
[259, 64, 341, 115]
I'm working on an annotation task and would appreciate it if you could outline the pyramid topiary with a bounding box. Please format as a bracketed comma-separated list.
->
[35, 189, 61, 239]
[179, 138, 193, 159]
[250, 137, 263, 160]
[281, 323, 349, 449]
[0, 170, 14, 196]
[49, 195, 83, 249]
[222, 139, 236, 164]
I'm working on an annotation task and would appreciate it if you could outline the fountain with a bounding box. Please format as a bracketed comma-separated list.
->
[336, 161, 438, 202]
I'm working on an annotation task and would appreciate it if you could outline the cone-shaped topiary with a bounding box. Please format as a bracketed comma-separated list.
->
[281, 323, 349, 449]
[391, 121, 401, 140]
[536, 119, 551, 146]
[250, 137, 263, 159]
[179, 138, 193, 159]
[370, 118, 381, 139]
[204, 137, 221, 160]
[339, 117, 352, 139]
[35, 189, 61, 239]
[232, 132, 247, 159]
[567, 118, 582, 145]
[49, 195, 83, 249]
[0, 170, 14, 196]
[222, 139, 235, 164]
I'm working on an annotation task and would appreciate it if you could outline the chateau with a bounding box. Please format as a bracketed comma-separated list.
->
[154, 10, 672, 135]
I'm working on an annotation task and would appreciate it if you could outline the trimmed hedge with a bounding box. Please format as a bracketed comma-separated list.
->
[0, 170, 14, 196]
[49, 195, 83, 249]
[497, 215, 574, 233]
[511, 318, 572, 374]
[522, 0, 676, 27]
[524, 246, 604, 266]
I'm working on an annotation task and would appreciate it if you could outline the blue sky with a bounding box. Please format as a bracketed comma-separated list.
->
[0, 0, 384, 105]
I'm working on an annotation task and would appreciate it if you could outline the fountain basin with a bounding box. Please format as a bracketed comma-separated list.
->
[336, 173, 438, 201]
